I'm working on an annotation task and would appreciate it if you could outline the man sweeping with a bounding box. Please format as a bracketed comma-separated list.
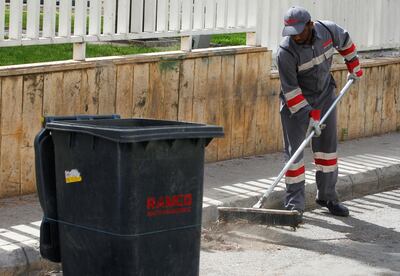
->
[277, 6, 363, 216]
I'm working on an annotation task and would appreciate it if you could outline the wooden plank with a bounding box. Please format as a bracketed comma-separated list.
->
[268, 77, 281, 152]
[380, 65, 389, 133]
[243, 53, 258, 156]
[355, 69, 366, 138]
[388, 64, 398, 132]
[363, 67, 376, 137]
[192, 57, 208, 123]
[388, 63, 398, 132]
[22, 74, 43, 147]
[98, 65, 117, 115]
[61, 70, 82, 115]
[373, 66, 384, 135]
[0, 76, 22, 196]
[80, 68, 99, 114]
[336, 70, 349, 141]
[43, 72, 63, 116]
[20, 146, 35, 194]
[132, 63, 150, 118]
[1, 76, 23, 135]
[217, 55, 234, 160]
[0, 134, 21, 197]
[381, 64, 397, 133]
[255, 51, 271, 154]
[205, 56, 222, 162]
[161, 60, 180, 121]
[231, 54, 247, 158]
[346, 73, 360, 139]
[116, 64, 134, 118]
[178, 59, 195, 122]
[147, 62, 164, 119]
[396, 64, 400, 131]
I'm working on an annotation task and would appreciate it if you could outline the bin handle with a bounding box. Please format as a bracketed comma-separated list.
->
[34, 128, 57, 218]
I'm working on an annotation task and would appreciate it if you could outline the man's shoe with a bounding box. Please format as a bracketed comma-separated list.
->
[315, 199, 328, 207]
[316, 199, 350, 217]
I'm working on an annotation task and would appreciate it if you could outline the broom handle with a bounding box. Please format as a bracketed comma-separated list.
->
[253, 79, 354, 209]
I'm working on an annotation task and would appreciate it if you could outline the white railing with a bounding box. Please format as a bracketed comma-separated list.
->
[260, 0, 400, 54]
[0, 0, 260, 59]
[0, 0, 399, 60]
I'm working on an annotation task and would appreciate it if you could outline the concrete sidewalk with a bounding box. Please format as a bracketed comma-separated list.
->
[1, 132, 400, 275]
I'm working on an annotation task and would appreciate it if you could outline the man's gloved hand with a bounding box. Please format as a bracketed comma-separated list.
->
[346, 58, 363, 82]
[306, 109, 324, 137]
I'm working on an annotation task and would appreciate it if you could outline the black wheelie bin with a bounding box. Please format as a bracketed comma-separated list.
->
[34, 115, 223, 276]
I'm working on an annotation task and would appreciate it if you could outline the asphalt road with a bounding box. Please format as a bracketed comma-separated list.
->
[200, 188, 400, 276]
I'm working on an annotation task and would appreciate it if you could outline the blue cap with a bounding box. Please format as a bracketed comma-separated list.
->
[282, 6, 311, 37]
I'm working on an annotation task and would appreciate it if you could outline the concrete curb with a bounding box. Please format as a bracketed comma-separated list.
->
[0, 244, 59, 276]
[202, 163, 400, 226]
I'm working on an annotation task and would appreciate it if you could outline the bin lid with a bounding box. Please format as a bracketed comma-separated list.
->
[46, 118, 224, 143]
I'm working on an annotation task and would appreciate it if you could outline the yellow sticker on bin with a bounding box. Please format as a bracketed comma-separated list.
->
[65, 169, 82, 183]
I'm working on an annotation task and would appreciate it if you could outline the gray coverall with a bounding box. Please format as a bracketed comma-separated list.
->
[277, 20, 358, 211]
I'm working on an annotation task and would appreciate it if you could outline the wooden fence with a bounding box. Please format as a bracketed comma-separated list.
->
[0, 46, 399, 198]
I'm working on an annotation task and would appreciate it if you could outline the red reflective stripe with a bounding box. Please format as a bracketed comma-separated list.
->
[346, 58, 360, 72]
[339, 43, 356, 56]
[287, 94, 305, 108]
[309, 109, 321, 120]
[323, 39, 332, 47]
[285, 18, 299, 25]
[286, 166, 305, 177]
[314, 158, 337, 166]
[355, 69, 363, 77]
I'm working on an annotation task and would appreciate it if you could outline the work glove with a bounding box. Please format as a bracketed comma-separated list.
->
[306, 109, 325, 137]
[346, 58, 363, 82]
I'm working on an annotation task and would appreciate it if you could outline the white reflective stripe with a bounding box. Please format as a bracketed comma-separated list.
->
[352, 64, 361, 73]
[298, 47, 334, 72]
[314, 152, 337, 160]
[289, 100, 308, 114]
[324, 47, 335, 59]
[341, 39, 354, 50]
[344, 52, 357, 61]
[284, 87, 302, 101]
[285, 174, 305, 184]
[288, 160, 304, 171]
[315, 164, 338, 173]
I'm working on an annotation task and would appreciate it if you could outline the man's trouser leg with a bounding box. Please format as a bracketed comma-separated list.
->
[312, 93, 339, 202]
[280, 104, 308, 211]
